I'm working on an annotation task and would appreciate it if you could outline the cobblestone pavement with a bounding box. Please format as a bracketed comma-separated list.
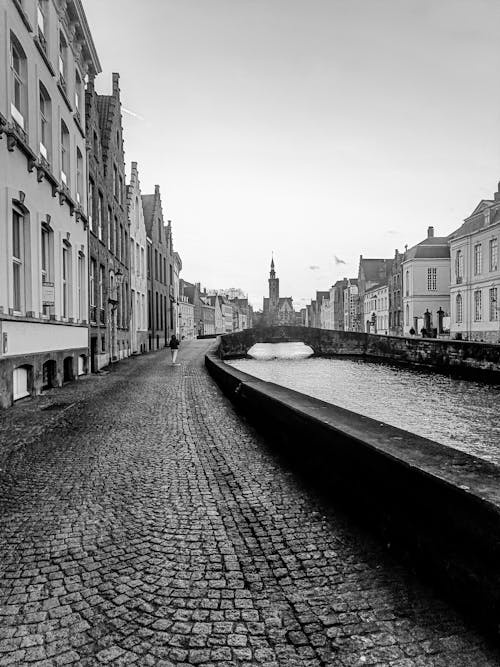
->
[1, 340, 499, 667]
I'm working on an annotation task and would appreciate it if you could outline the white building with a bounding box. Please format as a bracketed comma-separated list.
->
[402, 227, 451, 336]
[178, 295, 195, 340]
[343, 279, 359, 331]
[221, 297, 233, 333]
[364, 284, 389, 334]
[128, 162, 147, 354]
[448, 188, 500, 342]
[0, 0, 100, 407]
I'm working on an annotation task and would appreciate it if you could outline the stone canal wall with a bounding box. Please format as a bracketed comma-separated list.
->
[218, 326, 500, 378]
[206, 348, 500, 629]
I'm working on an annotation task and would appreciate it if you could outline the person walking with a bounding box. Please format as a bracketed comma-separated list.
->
[169, 334, 180, 364]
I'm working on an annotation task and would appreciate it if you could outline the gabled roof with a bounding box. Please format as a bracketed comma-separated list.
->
[470, 199, 494, 217]
[96, 74, 122, 165]
[359, 258, 393, 283]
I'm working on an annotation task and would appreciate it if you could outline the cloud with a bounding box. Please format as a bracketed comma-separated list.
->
[333, 255, 346, 265]
[122, 107, 145, 121]
[385, 229, 397, 235]
[308, 265, 320, 270]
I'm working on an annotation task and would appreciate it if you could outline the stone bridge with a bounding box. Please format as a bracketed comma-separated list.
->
[218, 325, 500, 377]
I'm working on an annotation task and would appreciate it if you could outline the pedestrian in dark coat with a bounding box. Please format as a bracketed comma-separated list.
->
[169, 335, 180, 364]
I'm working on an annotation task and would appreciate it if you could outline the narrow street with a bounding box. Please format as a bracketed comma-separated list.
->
[0, 339, 498, 666]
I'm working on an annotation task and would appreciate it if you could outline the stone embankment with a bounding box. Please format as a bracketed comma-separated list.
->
[1, 341, 499, 665]
[219, 326, 500, 378]
[207, 339, 500, 633]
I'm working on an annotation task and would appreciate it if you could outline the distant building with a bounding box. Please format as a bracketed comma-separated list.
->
[364, 284, 389, 334]
[142, 185, 169, 350]
[262, 258, 294, 325]
[321, 279, 347, 330]
[402, 227, 450, 336]
[206, 295, 224, 333]
[178, 295, 195, 340]
[173, 251, 182, 336]
[343, 279, 359, 331]
[388, 250, 404, 336]
[448, 186, 500, 342]
[357, 257, 393, 333]
[127, 162, 148, 355]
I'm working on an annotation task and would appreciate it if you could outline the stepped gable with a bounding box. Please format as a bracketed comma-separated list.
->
[96, 73, 124, 166]
[142, 185, 164, 236]
[127, 161, 141, 214]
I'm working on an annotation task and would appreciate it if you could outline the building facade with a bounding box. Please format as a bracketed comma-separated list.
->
[173, 251, 182, 336]
[388, 249, 404, 336]
[402, 227, 450, 336]
[357, 257, 393, 333]
[364, 284, 389, 334]
[0, 0, 99, 406]
[143, 185, 169, 350]
[86, 73, 130, 369]
[178, 294, 195, 340]
[343, 279, 359, 331]
[449, 189, 500, 342]
[127, 162, 147, 354]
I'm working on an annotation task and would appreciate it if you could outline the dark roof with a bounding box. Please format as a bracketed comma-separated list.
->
[360, 258, 393, 282]
[405, 236, 450, 260]
[449, 203, 500, 241]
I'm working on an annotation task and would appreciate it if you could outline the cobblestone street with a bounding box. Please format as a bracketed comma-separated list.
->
[0, 339, 499, 666]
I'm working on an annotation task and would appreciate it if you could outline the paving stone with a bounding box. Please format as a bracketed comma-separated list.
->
[0, 342, 499, 666]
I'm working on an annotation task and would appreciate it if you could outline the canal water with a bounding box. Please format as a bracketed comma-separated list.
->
[227, 343, 500, 465]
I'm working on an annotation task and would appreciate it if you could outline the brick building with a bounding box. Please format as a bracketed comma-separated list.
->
[388, 249, 404, 336]
[127, 162, 148, 354]
[86, 73, 130, 370]
[143, 185, 169, 350]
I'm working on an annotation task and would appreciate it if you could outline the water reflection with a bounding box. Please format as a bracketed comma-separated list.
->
[228, 353, 500, 465]
[248, 342, 314, 360]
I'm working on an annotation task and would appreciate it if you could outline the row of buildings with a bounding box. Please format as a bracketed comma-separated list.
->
[0, 0, 250, 408]
[302, 187, 500, 343]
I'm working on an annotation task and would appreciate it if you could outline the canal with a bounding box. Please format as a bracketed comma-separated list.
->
[227, 343, 500, 465]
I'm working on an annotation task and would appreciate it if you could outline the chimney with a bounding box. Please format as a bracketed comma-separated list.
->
[495, 181, 500, 201]
[427, 226, 434, 238]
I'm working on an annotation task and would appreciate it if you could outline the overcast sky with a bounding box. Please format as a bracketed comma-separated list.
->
[84, 0, 500, 310]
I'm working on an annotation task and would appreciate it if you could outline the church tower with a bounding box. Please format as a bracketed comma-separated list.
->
[269, 257, 279, 323]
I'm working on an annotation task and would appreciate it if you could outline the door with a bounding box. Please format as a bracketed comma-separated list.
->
[13, 367, 29, 401]
[90, 336, 97, 373]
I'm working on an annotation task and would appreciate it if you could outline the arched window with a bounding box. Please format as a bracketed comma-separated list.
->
[39, 82, 51, 161]
[405, 303, 409, 326]
[405, 270, 409, 296]
[10, 33, 27, 129]
[456, 293, 463, 323]
[60, 120, 70, 185]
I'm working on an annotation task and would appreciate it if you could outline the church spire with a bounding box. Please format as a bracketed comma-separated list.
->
[270, 254, 275, 279]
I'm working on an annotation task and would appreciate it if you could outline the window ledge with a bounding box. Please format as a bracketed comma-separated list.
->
[0, 312, 87, 327]
[73, 111, 85, 138]
[12, 0, 33, 32]
[34, 36, 55, 76]
[57, 80, 73, 113]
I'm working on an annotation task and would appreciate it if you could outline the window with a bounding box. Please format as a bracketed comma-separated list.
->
[10, 33, 27, 129]
[485, 208, 491, 226]
[141, 247, 145, 278]
[119, 175, 123, 204]
[39, 83, 51, 161]
[98, 193, 103, 241]
[405, 270, 409, 296]
[93, 131, 99, 158]
[99, 265, 104, 313]
[62, 246, 71, 318]
[88, 179, 94, 229]
[37, 1, 47, 42]
[12, 208, 25, 313]
[474, 290, 482, 321]
[41, 224, 53, 316]
[490, 287, 498, 322]
[107, 208, 112, 250]
[130, 239, 135, 273]
[60, 120, 70, 186]
[455, 249, 463, 283]
[490, 238, 498, 272]
[77, 253, 85, 321]
[456, 293, 463, 323]
[113, 164, 118, 198]
[474, 244, 482, 276]
[76, 148, 83, 205]
[89, 259, 96, 311]
[136, 242, 140, 276]
[75, 70, 83, 116]
[427, 267, 437, 291]
[59, 32, 68, 90]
